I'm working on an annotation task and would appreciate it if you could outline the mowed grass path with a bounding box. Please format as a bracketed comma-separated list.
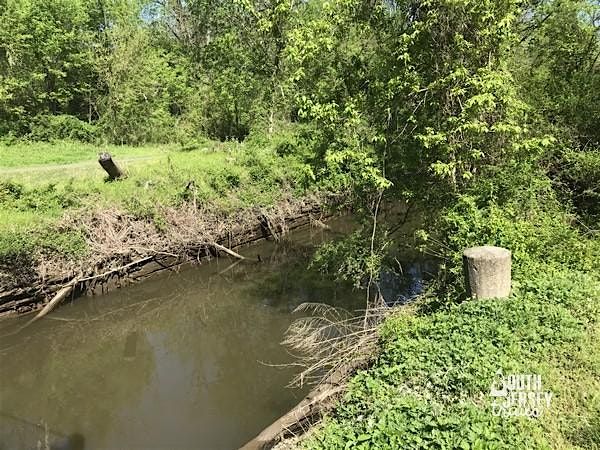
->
[0, 142, 188, 186]
[0, 141, 179, 168]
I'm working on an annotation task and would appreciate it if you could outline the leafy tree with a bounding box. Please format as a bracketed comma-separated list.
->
[95, 24, 189, 144]
[288, 0, 534, 206]
[0, 0, 97, 134]
[513, 0, 600, 224]
[148, 0, 299, 140]
[516, 0, 600, 148]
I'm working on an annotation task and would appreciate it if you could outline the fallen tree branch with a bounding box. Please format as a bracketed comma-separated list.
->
[78, 256, 155, 283]
[263, 215, 280, 242]
[240, 358, 364, 450]
[241, 299, 387, 450]
[0, 197, 330, 319]
[0, 256, 158, 332]
[212, 242, 246, 260]
[1, 278, 80, 337]
[240, 384, 344, 450]
[33, 280, 78, 321]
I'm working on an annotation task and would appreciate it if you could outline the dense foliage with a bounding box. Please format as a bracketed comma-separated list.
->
[1, 0, 599, 447]
[0, 0, 299, 143]
[1, 1, 598, 184]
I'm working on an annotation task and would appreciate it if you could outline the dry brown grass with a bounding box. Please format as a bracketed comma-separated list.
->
[0, 193, 328, 317]
[40, 194, 322, 281]
[283, 294, 391, 389]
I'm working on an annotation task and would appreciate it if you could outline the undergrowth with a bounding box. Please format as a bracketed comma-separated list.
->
[304, 171, 600, 449]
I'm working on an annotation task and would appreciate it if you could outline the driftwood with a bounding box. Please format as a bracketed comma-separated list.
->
[240, 361, 359, 450]
[240, 384, 343, 450]
[0, 256, 160, 336]
[98, 152, 124, 180]
[79, 256, 155, 283]
[260, 213, 280, 242]
[32, 280, 78, 321]
[212, 242, 246, 260]
[1, 279, 79, 337]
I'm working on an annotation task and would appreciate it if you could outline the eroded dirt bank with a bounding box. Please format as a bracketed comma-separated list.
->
[0, 194, 332, 319]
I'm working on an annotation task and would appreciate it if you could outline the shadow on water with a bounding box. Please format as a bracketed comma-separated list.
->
[242, 239, 366, 314]
[50, 433, 86, 450]
[379, 259, 439, 306]
[0, 411, 85, 450]
[0, 215, 433, 450]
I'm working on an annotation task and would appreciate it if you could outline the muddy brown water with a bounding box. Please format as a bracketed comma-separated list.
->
[0, 219, 431, 450]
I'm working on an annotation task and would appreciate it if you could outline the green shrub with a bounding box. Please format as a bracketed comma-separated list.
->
[0, 230, 35, 267]
[311, 230, 390, 288]
[438, 196, 598, 278]
[308, 391, 544, 450]
[0, 228, 87, 269]
[0, 182, 81, 213]
[28, 114, 98, 142]
[0, 181, 24, 202]
[207, 166, 246, 194]
[416, 163, 600, 302]
[310, 160, 600, 449]
[123, 197, 166, 230]
[554, 149, 600, 226]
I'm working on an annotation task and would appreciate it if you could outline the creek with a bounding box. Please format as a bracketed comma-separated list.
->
[0, 218, 432, 450]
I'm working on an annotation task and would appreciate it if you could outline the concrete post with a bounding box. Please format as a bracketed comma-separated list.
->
[463, 246, 511, 299]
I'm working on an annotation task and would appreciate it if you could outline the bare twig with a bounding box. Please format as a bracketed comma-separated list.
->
[79, 256, 155, 283]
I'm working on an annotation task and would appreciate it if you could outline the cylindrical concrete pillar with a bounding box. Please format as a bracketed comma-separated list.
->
[463, 246, 511, 299]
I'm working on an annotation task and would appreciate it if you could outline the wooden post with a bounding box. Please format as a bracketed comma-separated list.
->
[463, 246, 511, 299]
[98, 152, 124, 180]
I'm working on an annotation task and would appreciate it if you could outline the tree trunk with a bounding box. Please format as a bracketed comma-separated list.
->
[98, 152, 124, 180]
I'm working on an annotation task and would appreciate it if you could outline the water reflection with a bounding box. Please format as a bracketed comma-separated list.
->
[380, 260, 438, 305]
[51, 433, 85, 450]
[0, 220, 366, 450]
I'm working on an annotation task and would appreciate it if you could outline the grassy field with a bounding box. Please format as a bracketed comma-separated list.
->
[0, 139, 307, 263]
[0, 141, 182, 168]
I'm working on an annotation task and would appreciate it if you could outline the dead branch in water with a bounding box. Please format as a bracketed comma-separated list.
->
[240, 298, 391, 449]
[33, 280, 78, 321]
[218, 259, 243, 275]
[0, 279, 80, 337]
[240, 384, 344, 450]
[78, 256, 155, 283]
[211, 243, 246, 260]
[261, 212, 281, 242]
[1, 255, 156, 332]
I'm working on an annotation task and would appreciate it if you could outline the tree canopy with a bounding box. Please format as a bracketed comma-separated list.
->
[1, 0, 598, 211]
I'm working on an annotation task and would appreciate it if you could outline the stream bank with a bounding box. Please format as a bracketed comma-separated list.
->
[0, 199, 437, 449]
[0, 194, 333, 319]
